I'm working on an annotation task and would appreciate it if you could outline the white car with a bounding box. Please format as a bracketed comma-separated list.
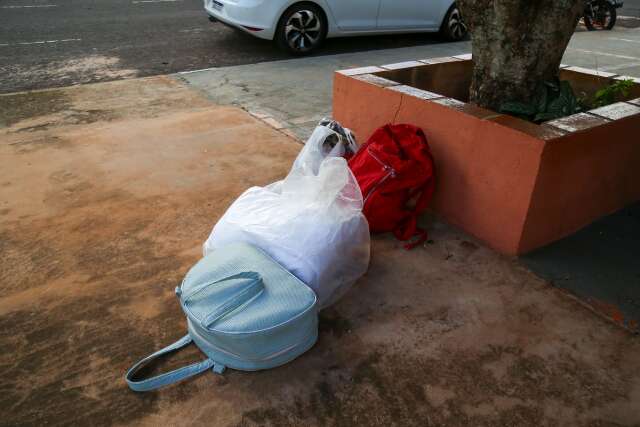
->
[205, 0, 467, 54]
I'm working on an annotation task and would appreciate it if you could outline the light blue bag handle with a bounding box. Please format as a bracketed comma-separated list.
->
[125, 334, 215, 392]
[178, 271, 263, 303]
[198, 271, 264, 330]
[126, 272, 263, 392]
[178, 271, 264, 330]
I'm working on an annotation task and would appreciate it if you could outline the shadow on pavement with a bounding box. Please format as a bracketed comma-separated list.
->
[522, 202, 640, 333]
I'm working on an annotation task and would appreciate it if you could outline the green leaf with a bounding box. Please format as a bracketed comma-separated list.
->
[533, 111, 560, 123]
[534, 84, 549, 113]
[592, 79, 635, 108]
[500, 79, 584, 123]
[500, 101, 537, 118]
[544, 80, 560, 91]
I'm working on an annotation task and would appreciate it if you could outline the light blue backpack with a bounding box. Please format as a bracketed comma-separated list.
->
[125, 242, 318, 391]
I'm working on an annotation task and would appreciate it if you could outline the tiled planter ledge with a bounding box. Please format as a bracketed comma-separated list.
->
[333, 57, 640, 255]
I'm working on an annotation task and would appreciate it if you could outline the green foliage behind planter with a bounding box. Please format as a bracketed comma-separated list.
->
[499, 80, 582, 123]
[499, 78, 636, 123]
[592, 79, 634, 108]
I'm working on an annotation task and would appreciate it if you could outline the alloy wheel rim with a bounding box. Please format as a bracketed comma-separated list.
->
[448, 8, 467, 39]
[593, 6, 612, 29]
[285, 10, 322, 52]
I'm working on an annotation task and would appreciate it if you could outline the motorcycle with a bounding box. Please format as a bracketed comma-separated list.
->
[583, 0, 624, 31]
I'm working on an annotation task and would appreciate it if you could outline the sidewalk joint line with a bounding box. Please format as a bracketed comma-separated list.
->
[607, 37, 640, 44]
[567, 48, 640, 61]
[132, 0, 182, 3]
[1, 38, 81, 47]
[1, 4, 57, 8]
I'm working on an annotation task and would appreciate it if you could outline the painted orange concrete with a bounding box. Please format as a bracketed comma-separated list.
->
[333, 65, 640, 255]
[333, 73, 403, 143]
[396, 94, 546, 255]
[519, 115, 640, 253]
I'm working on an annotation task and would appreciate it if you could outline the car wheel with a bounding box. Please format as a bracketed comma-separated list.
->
[275, 4, 326, 55]
[584, 0, 617, 30]
[440, 4, 468, 41]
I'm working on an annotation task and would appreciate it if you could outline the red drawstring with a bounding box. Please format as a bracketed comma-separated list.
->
[403, 228, 428, 250]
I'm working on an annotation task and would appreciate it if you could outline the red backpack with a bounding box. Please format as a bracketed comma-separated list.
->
[348, 124, 435, 249]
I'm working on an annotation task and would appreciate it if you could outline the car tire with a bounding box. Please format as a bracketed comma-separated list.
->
[584, 1, 617, 30]
[275, 3, 327, 55]
[440, 4, 468, 41]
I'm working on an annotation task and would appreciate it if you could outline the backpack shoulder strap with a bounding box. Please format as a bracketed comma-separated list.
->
[125, 334, 222, 392]
[399, 174, 436, 249]
[395, 152, 436, 249]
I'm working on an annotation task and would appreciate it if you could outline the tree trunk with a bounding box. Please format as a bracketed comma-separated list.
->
[457, 0, 584, 112]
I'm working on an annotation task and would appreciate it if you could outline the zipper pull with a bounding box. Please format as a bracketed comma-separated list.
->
[212, 362, 226, 375]
[383, 165, 397, 178]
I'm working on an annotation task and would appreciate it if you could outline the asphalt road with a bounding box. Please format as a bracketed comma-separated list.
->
[0, 0, 447, 94]
[620, 0, 640, 17]
[2, 0, 638, 94]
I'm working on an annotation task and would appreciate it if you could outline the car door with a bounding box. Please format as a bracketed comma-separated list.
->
[377, 0, 441, 29]
[325, 0, 381, 31]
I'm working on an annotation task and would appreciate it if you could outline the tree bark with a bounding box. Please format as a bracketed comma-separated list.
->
[457, 0, 584, 111]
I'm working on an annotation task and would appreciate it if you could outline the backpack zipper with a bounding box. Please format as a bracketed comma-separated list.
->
[209, 340, 304, 362]
[191, 324, 312, 362]
[363, 147, 396, 204]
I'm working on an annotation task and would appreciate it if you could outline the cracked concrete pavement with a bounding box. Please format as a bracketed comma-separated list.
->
[179, 25, 640, 141]
[1, 64, 640, 426]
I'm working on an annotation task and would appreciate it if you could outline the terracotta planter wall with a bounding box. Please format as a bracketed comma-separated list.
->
[333, 57, 640, 255]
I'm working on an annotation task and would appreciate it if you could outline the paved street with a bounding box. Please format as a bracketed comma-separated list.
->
[2, 2, 640, 425]
[0, 0, 448, 94]
[2, 0, 640, 94]
[178, 24, 640, 333]
[180, 25, 640, 139]
[621, 0, 640, 17]
[2, 75, 640, 427]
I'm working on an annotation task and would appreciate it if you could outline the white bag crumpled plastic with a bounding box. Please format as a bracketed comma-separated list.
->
[203, 124, 370, 308]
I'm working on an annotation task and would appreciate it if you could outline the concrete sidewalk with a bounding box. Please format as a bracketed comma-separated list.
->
[178, 28, 640, 333]
[2, 72, 640, 426]
[178, 40, 471, 140]
[620, 0, 640, 18]
[179, 26, 640, 140]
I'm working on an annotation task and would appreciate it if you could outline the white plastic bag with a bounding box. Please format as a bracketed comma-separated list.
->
[290, 120, 358, 175]
[203, 124, 370, 308]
